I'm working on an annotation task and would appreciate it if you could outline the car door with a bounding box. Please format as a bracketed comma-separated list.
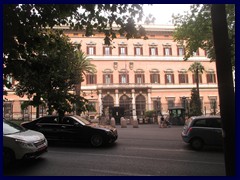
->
[35, 116, 61, 141]
[206, 118, 223, 146]
[59, 117, 87, 143]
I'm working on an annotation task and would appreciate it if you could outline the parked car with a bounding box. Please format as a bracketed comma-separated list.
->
[21, 115, 118, 147]
[181, 116, 223, 150]
[3, 119, 48, 166]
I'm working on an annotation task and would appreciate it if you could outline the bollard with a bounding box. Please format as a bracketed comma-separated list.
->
[110, 117, 116, 127]
[132, 119, 139, 128]
[120, 117, 127, 128]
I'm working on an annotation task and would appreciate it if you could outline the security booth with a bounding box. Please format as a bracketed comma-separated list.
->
[168, 107, 185, 125]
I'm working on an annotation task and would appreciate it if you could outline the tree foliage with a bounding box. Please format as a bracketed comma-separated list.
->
[189, 88, 202, 116]
[188, 62, 205, 96]
[3, 4, 148, 116]
[173, 4, 235, 68]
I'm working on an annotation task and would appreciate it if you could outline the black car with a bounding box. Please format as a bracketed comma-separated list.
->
[21, 115, 118, 147]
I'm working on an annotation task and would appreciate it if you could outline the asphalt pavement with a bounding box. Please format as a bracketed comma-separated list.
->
[4, 124, 225, 176]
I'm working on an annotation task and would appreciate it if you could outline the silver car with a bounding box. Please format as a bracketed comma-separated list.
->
[3, 119, 48, 166]
[181, 116, 223, 150]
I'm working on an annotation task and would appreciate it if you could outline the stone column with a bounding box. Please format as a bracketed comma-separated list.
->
[131, 89, 137, 121]
[115, 89, 119, 107]
[147, 88, 152, 111]
[98, 90, 102, 116]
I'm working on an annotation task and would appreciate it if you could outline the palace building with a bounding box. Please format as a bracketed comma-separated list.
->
[3, 24, 219, 122]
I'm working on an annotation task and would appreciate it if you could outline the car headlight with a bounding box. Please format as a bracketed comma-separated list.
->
[105, 130, 113, 135]
[15, 139, 35, 148]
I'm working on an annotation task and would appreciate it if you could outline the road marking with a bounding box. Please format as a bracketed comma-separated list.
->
[50, 150, 224, 165]
[90, 169, 151, 176]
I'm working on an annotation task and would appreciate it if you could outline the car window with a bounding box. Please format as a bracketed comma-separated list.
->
[62, 117, 78, 125]
[207, 118, 222, 128]
[192, 119, 206, 127]
[3, 120, 26, 135]
[38, 117, 59, 124]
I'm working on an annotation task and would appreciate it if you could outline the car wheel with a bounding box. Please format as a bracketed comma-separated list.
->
[4, 148, 15, 166]
[90, 134, 104, 147]
[190, 138, 204, 150]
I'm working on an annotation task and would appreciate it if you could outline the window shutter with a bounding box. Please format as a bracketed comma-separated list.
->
[103, 47, 105, 55]
[87, 47, 89, 55]
[94, 47, 96, 55]
[103, 75, 106, 84]
[156, 48, 158, 55]
[143, 74, 145, 83]
[186, 74, 189, 83]
[110, 47, 112, 55]
[178, 74, 181, 83]
[213, 74, 216, 83]
[163, 48, 165, 56]
[177, 48, 179, 56]
[172, 74, 175, 84]
[150, 74, 153, 83]
[149, 48, 151, 55]
[158, 74, 160, 83]
[127, 74, 129, 83]
[125, 47, 128, 55]
[141, 47, 143, 55]
[135, 74, 137, 83]
[170, 48, 172, 55]
[86, 75, 89, 84]
[207, 74, 210, 83]
[165, 74, 167, 84]
[119, 74, 121, 83]
[134, 47, 136, 55]
[118, 47, 121, 55]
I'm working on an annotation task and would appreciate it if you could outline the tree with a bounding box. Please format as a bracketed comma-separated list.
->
[188, 62, 204, 97]
[173, 4, 235, 68]
[4, 4, 147, 88]
[189, 88, 202, 116]
[3, 4, 148, 117]
[10, 29, 87, 117]
[74, 50, 96, 96]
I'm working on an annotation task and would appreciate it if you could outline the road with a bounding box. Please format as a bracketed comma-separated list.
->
[4, 124, 225, 176]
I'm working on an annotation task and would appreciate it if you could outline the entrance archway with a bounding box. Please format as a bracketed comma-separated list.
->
[119, 95, 132, 118]
[136, 94, 146, 119]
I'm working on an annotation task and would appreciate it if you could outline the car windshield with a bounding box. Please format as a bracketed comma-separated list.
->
[72, 115, 91, 125]
[3, 120, 26, 135]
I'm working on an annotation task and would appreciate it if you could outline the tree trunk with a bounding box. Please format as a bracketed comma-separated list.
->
[211, 4, 235, 176]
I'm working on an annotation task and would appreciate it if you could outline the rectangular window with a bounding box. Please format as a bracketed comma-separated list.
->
[86, 74, 97, 84]
[103, 74, 113, 84]
[135, 47, 142, 56]
[179, 74, 188, 84]
[119, 74, 129, 84]
[150, 47, 158, 56]
[164, 47, 172, 56]
[178, 47, 184, 56]
[193, 49, 199, 56]
[103, 47, 111, 55]
[165, 74, 174, 84]
[150, 74, 160, 83]
[168, 100, 174, 108]
[119, 47, 127, 55]
[207, 74, 216, 83]
[192, 74, 202, 84]
[135, 74, 145, 84]
[87, 47, 96, 55]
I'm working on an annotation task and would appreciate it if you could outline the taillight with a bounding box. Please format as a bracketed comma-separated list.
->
[186, 127, 192, 134]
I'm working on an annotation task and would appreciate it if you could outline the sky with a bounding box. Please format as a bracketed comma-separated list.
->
[142, 4, 192, 24]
